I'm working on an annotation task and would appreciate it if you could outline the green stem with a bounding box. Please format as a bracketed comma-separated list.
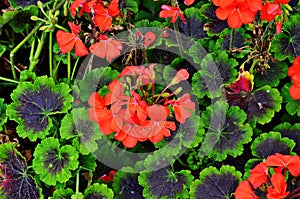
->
[29, 31, 47, 72]
[10, 23, 43, 80]
[67, 51, 71, 85]
[53, 60, 61, 81]
[229, 28, 236, 52]
[0, 76, 19, 84]
[76, 170, 80, 194]
[55, 24, 69, 31]
[49, 31, 53, 78]
[177, 158, 189, 168]
[71, 57, 80, 80]
[249, 58, 259, 73]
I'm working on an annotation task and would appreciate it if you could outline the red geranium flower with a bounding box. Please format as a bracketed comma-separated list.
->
[266, 173, 289, 199]
[56, 22, 89, 57]
[234, 180, 260, 199]
[276, 21, 283, 34]
[212, 0, 261, 28]
[159, 5, 186, 24]
[184, 0, 195, 6]
[90, 38, 123, 62]
[143, 105, 176, 143]
[171, 94, 195, 124]
[171, 69, 190, 85]
[261, 2, 282, 22]
[248, 162, 269, 189]
[288, 56, 300, 100]
[99, 170, 117, 183]
[70, 0, 97, 17]
[266, 153, 300, 177]
[93, 0, 120, 32]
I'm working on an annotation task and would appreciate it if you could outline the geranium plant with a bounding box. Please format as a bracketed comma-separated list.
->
[0, 0, 300, 198]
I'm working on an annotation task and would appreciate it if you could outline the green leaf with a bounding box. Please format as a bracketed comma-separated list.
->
[282, 83, 300, 116]
[139, 167, 193, 199]
[0, 98, 8, 131]
[192, 51, 238, 99]
[251, 132, 296, 159]
[124, 0, 139, 13]
[19, 70, 37, 82]
[49, 188, 74, 199]
[84, 183, 114, 199]
[32, 137, 79, 186]
[273, 122, 300, 154]
[190, 165, 242, 199]
[6, 76, 73, 141]
[77, 67, 119, 101]
[60, 108, 102, 155]
[0, 9, 17, 27]
[78, 154, 97, 172]
[8, 5, 39, 33]
[271, 14, 300, 62]
[112, 170, 144, 199]
[200, 101, 253, 161]
[254, 60, 288, 88]
[0, 143, 42, 199]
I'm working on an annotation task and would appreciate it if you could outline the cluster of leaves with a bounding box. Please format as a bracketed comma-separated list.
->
[0, 0, 300, 198]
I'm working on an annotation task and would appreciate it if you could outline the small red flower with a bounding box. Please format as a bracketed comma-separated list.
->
[213, 0, 260, 28]
[248, 162, 269, 189]
[90, 38, 123, 62]
[171, 69, 190, 85]
[266, 153, 300, 177]
[143, 105, 176, 143]
[144, 31, 156, 48]
[99, 170, 117, 183]
[56, 22, 89, 57]
[184, 0, 195, 6]
[159, 5, 186, 24]
[234, 180, 260, 199]
[276, 21, 283, 34]
[70, 0, 97, 17]
[260, 2, 282, 22]
[93, 0, 120, 32]
[266, 173, 289, 199]
[172, 94, 195, 124]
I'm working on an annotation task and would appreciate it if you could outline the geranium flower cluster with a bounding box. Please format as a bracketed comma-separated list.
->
[212, 0, 290, 30]
[235, 153, 300, 199]
[56, 0, 124, 59]
[288, 56, 300, 100]
[88, 65, 195, 148]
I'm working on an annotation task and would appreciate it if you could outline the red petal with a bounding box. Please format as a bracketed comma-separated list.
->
[144, 32, 156, 47]
[216, 6, 233, 20]
[56, 31, 75, 54]
[234, 181, 256, 199]
[122, 134, 138, 148]
[90, 42, 106, 58]
[74, 39, 89, 57]
[239, 9, 255, 24]
[287, 155, 300, 177]
[88, 92, 106, 108]
[68, 21, 80, 36]
[227, 9, 243, 28]
[184, 0, 195, 6]
[108, 0, 120, 16]
[290, 84, 300, 100]
[147, 105, 168, 121]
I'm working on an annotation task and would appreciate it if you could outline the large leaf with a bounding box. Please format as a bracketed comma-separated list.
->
[0, 143, 42, 199]
[32, 137, 79, 186]
[60, 108, 102, 155]
[6, 76, 72, 141]
[271, 14, 300, 62]
[84, 183, 114, 199]
[190, 165, 242, 199]
[273, 123, 300, 154]
[251, 132, 296, 159]
[192, 51, 238, 99]
[200, 101, 253, 161]
[49, 188, 74, 199]
[138, 166, 193, 199]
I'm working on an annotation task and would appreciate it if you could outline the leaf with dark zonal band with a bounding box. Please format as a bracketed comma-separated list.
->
[200, 101, 252, 161]
[6, 76, 72, 141]
[254, 60, 288, 88]
[251, 132, 296, 159]
[199, 3, 228, 35]
[138, 166, 193, 199]
[32, 137, 79, 186]
[190, 165, 242, 199]
[84, 183, 114, 199]
[192, 51, 238, 99]
[271, 14, 300, 62]
[273, 123, 300, 154]
[0, 143, 42, 199]
[227, 85, 282, 126]
[113, 170, 145, 199]
[60, 108, 102, 155]
[77, 67, 119, 101]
